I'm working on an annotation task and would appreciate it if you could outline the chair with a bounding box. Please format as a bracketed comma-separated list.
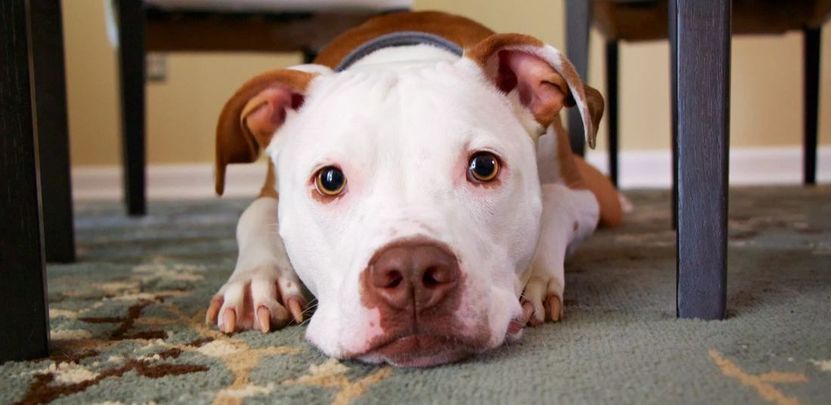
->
[565, 0, 828, 320]
[567, 0, 830, 186]
[109, 0, 411, 216]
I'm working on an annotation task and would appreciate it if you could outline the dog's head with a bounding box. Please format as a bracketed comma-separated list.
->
[216, 34, 598, 367]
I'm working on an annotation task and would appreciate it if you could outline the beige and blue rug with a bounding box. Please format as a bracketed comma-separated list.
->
[1, 187, 830, 404]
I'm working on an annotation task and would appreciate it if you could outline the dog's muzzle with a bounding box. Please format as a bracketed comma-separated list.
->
[353, 239, 490, 367]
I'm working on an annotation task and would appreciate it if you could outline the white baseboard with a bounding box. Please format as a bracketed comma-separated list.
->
[72, 164, 265, 200]
[586, 146, 831, 189]
[72, 146, 830, 200]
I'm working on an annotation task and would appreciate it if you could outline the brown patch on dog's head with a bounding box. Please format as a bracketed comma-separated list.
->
[314, 11, 495, 68]
[215, 69, 316, 195]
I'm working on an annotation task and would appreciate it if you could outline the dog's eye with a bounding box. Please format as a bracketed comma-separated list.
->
[315, 166, 347, 196]
[467, 152, 500, 183]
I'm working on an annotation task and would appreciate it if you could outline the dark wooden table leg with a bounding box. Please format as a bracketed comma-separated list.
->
[565, 0, 590, 156]
[803, 27, 820, 186]
[605, 40, 619, 186]
[0, 0, 51, 362]
[671, 0, 731, 320]
[30, 0, 75, 263]
[116, 0, 146, 216]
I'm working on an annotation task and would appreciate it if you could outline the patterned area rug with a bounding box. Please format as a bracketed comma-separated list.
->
[1, 187, 830, 404]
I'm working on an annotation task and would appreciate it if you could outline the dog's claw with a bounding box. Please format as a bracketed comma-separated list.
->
[522, 301, 534, 322]
[509, 301, 535, 334]
[547, 295, 562, 322]
[206, 296, 223, 324]
[257, 306, 271, 333]
[287, 298, 304, 323]
[222, 308, 237, 333]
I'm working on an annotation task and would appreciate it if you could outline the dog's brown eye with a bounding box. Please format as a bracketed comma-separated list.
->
[315, 166, 346, 196]
[468, 152, 500, 183]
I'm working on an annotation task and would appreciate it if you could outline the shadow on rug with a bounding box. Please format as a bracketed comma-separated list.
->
[1, 186, 829, 404]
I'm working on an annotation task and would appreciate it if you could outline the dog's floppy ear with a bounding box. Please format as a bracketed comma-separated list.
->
[466, 33, 599, 148]
[584, 85, 604, 141]
[215, 69, 316, 195]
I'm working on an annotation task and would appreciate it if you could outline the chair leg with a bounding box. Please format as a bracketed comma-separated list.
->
[670, 0, 731, 320]
[671, 138, 678, 230]
[302, 47, 318, 64]
[803, 27, 820, 185]
[0, 0, 51, 363]
[670, 0, 679, 230]
[565, 0, 591, 156]
[605, 40, 620, 186]
[116, 0, 146, 216]
[30, 0, 76, 263]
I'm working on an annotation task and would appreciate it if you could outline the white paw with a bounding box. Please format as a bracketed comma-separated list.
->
[206, 265, 307, 333]
[521, 271, 563, 326]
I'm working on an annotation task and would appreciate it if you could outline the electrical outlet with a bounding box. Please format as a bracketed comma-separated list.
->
[147, 53, 167, 82]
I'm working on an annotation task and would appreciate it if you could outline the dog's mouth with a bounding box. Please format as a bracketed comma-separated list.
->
[350, 333, 488, 367]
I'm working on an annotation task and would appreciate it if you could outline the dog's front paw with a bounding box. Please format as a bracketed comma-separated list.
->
[206, 265, 307, 334]
[522, 271, 564, 326]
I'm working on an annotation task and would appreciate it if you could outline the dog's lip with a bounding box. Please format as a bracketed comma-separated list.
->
[350, 333, 483, 367]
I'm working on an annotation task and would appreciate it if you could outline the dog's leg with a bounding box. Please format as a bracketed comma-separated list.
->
[206, 197, 307, 333]
[523, 183, 599, 324]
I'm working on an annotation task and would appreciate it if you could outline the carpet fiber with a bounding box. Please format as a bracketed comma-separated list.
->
[2, 187, 830, 404]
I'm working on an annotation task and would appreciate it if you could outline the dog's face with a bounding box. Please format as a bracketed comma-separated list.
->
[274, 57, 543, 366]
[215, 35, 596, 367]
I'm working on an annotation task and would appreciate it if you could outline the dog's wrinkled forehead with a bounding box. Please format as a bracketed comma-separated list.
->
[270, 61, 535, 173]
[296, 61, 525, 134]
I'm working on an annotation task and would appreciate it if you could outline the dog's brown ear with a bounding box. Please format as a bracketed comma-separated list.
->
[215, 69, 316, 195]
[466, 33, 599, 148]
[584, 85, 604, 141]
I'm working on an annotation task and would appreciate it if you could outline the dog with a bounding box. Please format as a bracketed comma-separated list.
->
[206, 11, 623, 367]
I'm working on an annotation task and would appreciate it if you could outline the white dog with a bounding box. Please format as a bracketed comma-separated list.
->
[207, 11, 623, 367]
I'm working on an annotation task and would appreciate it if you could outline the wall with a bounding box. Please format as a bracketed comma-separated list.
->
[62, 0, 830, 166]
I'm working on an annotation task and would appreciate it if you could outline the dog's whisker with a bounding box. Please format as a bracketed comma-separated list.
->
[300, 305, 317, 317]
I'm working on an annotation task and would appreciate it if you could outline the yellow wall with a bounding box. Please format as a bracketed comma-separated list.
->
[63, 0, 830, 166]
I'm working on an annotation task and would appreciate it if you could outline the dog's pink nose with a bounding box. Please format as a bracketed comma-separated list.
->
[367, 242, 460, 311]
